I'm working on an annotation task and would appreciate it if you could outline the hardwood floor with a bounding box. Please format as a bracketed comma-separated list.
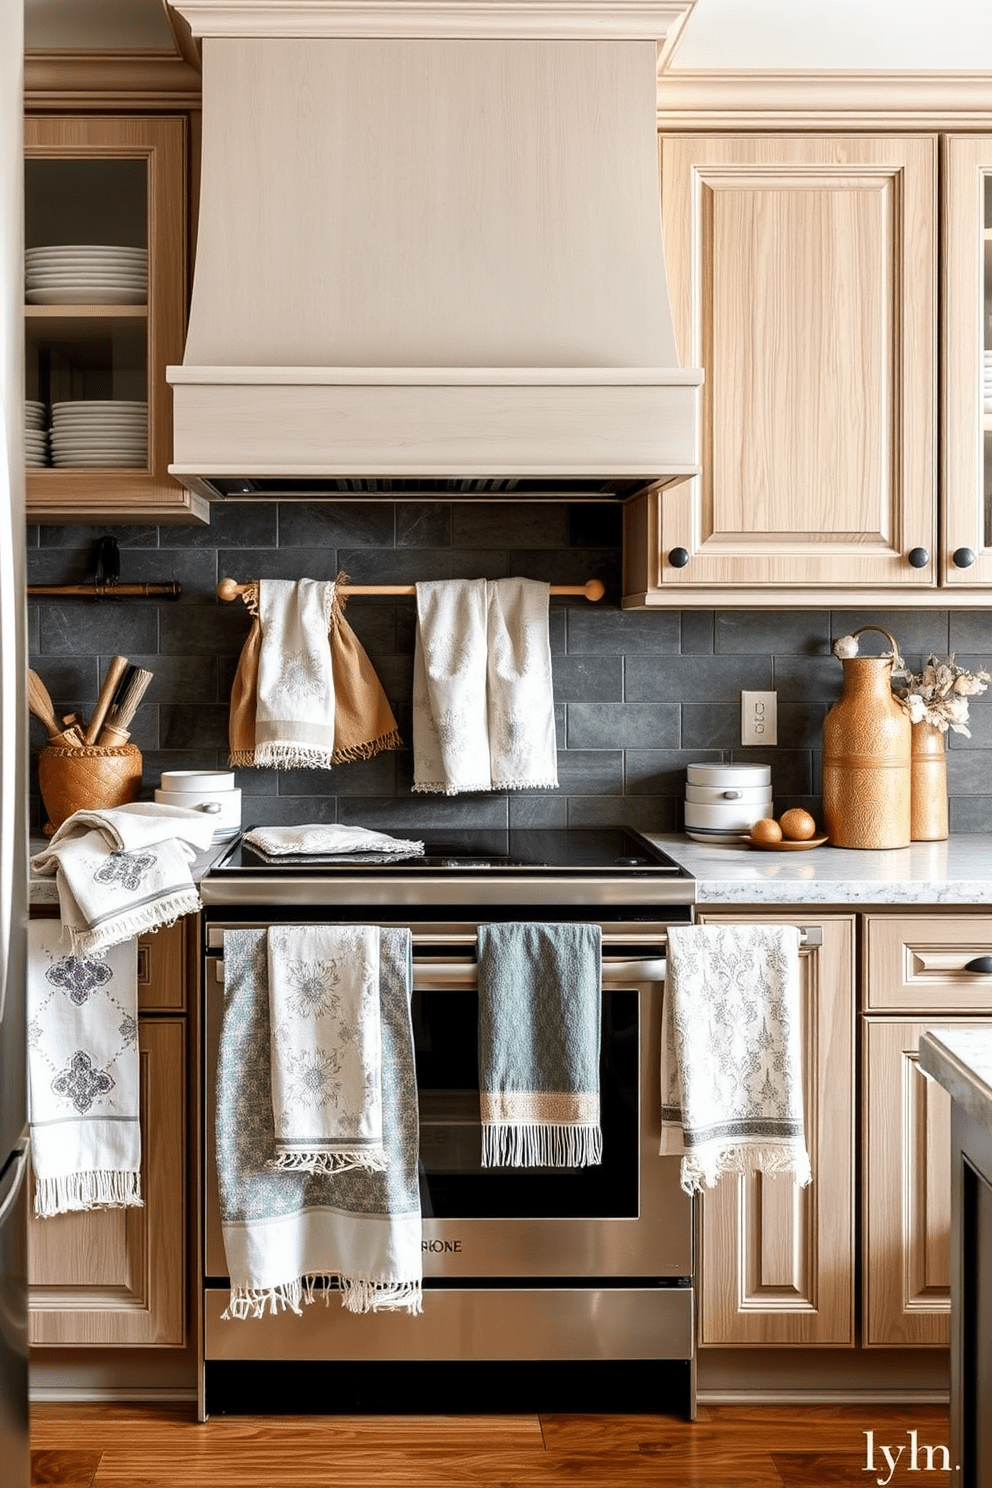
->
[30, 1402, 952, 1486]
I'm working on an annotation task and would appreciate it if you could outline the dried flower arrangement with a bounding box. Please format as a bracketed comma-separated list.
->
[833, 634, 990, 736]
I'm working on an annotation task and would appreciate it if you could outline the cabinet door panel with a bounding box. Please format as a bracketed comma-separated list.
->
[865, 914, 992, 1013]
[27, 1018, 186, 1347]
[696, 914, 855, 1346]
[636, 135, 936, 597]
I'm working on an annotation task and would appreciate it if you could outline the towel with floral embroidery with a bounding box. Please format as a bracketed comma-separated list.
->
[30, 802, 217, 957]
[27, 919, 141, 1217]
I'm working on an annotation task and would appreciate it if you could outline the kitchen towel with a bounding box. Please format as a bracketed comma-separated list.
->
[477, 922, 602, 1168]
[27, 919, 142, 1217]
[217, 926, 422, 1317]
[412, 577, 558, 795]
[660, 923, 812, 1194]
[267, 925, 387, 1174]
[30, 802, 217, 957]
[243, 824, 424, 858]
[228, 578, 401, 770]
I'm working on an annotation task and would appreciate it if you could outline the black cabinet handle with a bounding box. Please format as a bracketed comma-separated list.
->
[669, 547, 690, 569]
[952, 547, 977, 569]
[908, 547, 930, 568]
[964, 955, 992, 974]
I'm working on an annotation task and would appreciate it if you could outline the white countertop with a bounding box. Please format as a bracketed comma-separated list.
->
[644, 833, 992, 906]
[919, 1027, 992, 1137]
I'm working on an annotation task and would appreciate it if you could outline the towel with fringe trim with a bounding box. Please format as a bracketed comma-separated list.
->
[27, 919, 142, 1218]
[267, 925, 387, 1175]
[477, 922, 603, 1168]
[660, 923, 812, 1194]
[243, 824, 424, 859]
[412, 577, 558, 794]
[218, 926, 422, 1318]
[30, 802, 217, 958]
[228, 577, 401, 770]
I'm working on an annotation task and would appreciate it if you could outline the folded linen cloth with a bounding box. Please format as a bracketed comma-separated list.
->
[30, 802, 217, 957]
[660, 924, 812, 1194]
[228, 578, 401, 770]
[267, 925, 387, 1174]
[27, 919, 141, 1217]
[218, 926, 422, 1317]
[412, 577, 558, 795]
[244, 824, 424, 858]
[477, 922, 602, 1168]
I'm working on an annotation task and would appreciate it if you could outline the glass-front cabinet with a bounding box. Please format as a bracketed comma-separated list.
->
[23, 115, 206, 523]
[942, 135, 992, 589]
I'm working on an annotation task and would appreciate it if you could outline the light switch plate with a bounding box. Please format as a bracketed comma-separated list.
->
[741, 690, 777, 746]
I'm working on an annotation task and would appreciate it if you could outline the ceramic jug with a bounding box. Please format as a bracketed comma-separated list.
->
[822, 625, 911, 849]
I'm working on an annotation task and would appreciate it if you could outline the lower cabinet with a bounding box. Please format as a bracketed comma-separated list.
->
[27, 920, 188, 1348]
[695, 913, 856, 1346]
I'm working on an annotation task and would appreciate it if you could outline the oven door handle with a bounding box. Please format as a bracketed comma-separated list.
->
[209, 955, 667, 986]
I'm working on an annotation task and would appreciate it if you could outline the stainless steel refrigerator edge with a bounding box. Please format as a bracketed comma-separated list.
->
[1, 0, 31, 1481]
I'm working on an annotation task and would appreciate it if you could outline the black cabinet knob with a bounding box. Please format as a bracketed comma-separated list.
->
[952, 547, 977, 569]
[907, 547, 930, 568]
[964, 955, 992, 975]
[669, 547, 690, 569]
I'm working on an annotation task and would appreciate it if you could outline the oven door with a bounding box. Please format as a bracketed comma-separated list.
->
[203, 920, 691, 1284]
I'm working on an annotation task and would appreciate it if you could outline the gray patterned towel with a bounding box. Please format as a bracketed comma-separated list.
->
[477, 922, 602, 1168]
[660, 924, 812, 1194]
[218, 926, 422, 1317]
[27, 920, 142, 1217]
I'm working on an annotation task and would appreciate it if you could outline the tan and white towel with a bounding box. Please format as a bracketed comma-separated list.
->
[228, 578, 401, 769]
[412, 577, 558, 795]
[267, 925, 387, 1174]
[27, 920, 142, 1217]
[660, 924, 811, 1194]
[30, 802, 217, 957]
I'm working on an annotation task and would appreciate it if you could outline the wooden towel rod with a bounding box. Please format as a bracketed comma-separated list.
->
[216, 576, 605, 602]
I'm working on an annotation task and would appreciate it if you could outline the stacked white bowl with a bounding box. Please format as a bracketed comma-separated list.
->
[25, 400, 48, 466]
[683, 763, 773, 843]
[154, 770, 242, 842]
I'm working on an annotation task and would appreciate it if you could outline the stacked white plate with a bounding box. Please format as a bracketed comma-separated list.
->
[50, 400, 148, 468]
[25, 244, 147, 305]
[25, 399, 48, 467]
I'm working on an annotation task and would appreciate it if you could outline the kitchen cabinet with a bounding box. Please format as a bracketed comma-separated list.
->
[624, 132, 992, 607]
[23, 114, 207, 525]
[861, 914, 992, 1348]
[695, 912, 856, 1347]
[27, 920, 188, 1347]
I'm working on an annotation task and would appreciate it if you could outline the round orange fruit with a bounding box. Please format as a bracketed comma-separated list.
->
[779, 808, 817, 841]
[750, 817, 783, 844]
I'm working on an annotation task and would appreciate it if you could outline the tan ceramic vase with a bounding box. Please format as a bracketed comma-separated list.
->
[910, 719, 949, 841]
[821, 626, 911, 849]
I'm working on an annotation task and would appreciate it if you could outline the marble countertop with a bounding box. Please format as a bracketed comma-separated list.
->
[643, 833, 992, 906]
[919, 1027, 992, 1137]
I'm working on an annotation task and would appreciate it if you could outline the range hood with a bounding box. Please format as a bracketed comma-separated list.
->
[166, 2, 702, 502]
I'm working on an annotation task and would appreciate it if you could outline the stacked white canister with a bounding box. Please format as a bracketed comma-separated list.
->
[683, 763, 773, 843]
[154, 770, 242, 841]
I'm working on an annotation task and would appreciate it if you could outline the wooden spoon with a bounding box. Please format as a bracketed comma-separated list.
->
[28, 669, 84, 748]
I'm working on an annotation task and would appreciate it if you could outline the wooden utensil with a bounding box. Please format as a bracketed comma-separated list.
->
[28, 670, 85, 748]
[99, 667, 154, 746]
[83, 654, 131, 746]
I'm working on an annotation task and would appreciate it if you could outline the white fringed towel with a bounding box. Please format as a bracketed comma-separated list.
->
[412, 577, 558, 794]
[244, 824, 424, 859]
[27, 920, 142, 1218]
[253, 578, 337, 768]
[267, 925, 387, 1174]
[660, 924, 812, 1194]
[30, 802, 218, 957]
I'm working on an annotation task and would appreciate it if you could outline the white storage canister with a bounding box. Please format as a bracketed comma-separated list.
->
[683, 763, 772, 842]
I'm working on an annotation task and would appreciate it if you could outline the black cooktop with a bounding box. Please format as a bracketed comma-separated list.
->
[210, 827, 688, 878]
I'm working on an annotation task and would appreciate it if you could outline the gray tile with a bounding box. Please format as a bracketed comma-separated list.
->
[159, 703, 229, 751]
[554, 750, 623, 794]
[680, 611, 714, 654]
[220, 549, 340, 586]
[107, 547, 218, 598]
[38, 603, 158, 656]
[27, 655, 99, 707]
[567, 703, 679, 750]
[567, 505, 623, 549]
[832, 610, 949, 658]
[449, 549, 511, 580]
[950, 611, 992, 654]
[567, 795, 677, 832]
[567, 606, 680, 655]
[275, 753, 398, 798]
[159, 603, 249, 655]
[949, 795, 992, 832]
[25, 525, 40, 548]
[452, 504, 568, 549]
[163, 504, 278, 548]
[39, 524, 157, 549]
[946, 749, 992, 794]
[113, 653, 217, 704]
[234, 766, 284, 797]
[727, 748, 813, 797]
[343, 603, 397, 657]
[508, 795, 569, 828]
[774, 656, 845, 703]
[339, 548, 451, 585]
[626, 655, 772, 703]
[26, 606, 39, 652]
[247, 796, 338, 827]
[396, 504, 451, 547]
[552, 655, 623, 703]
[513, 549, 620, 595]
[338, 795, 510, 831]
[279, 504, 395, 548]
[716, 611, 831, 655]
[777, 701, 828, 749]
[625, 748, 724, 797]
[948, 699, 992, 748]
[680, 702, 741, 750]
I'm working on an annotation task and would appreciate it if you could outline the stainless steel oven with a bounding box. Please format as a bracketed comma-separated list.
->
[198, 829, 697, 1417]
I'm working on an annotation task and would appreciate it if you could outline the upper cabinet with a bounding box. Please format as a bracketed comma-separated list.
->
[624, 133, 992, 607]
[23, 114, 207, 524]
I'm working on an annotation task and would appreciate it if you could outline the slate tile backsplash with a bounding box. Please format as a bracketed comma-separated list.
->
[25, 503, 992, 835]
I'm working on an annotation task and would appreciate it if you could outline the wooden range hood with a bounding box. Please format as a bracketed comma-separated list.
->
[166, 1, 703, 502]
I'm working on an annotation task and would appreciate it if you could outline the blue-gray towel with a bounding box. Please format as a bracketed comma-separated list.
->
[477, 922, 603, 1168]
